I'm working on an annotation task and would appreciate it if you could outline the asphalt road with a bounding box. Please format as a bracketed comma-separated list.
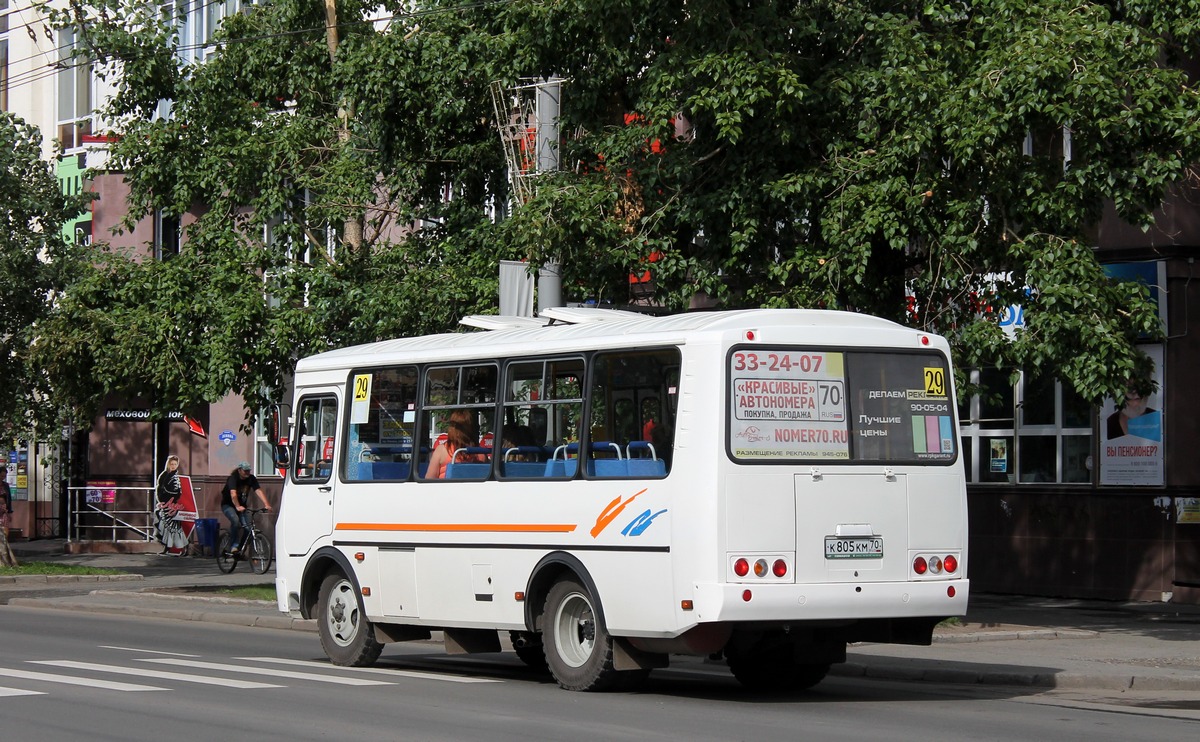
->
[2, 605, 1198, 741]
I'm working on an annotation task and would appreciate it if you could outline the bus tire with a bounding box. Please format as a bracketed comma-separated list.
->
[317, 571, 383, 667]
[542, 578, 624, 691]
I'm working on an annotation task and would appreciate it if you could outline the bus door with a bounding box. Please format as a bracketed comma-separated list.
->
[282, 391, 340, 556]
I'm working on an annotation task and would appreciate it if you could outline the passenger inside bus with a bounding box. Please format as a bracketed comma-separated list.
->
[427, 410, 488, 479]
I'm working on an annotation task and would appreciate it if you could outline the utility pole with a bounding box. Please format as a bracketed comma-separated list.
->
[323, 0, 363, 252]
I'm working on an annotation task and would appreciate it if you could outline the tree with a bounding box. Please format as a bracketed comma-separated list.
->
[40, 0, 1200, 421]
[488, 0, 1199, 401]
[0, 112, 89, 437]
[38, 0, 510, 423]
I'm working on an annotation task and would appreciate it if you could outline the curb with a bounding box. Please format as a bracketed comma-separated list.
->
[6, 597, 318, 633]
[831, 660, 1200, 691]
[932, 628, 1096, 643]
[0, 574, 144, 585]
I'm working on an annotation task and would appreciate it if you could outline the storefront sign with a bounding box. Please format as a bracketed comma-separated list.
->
[105, 409, 187, 421]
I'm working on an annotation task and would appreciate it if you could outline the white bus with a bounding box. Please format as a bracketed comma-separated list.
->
[271, 308, 968, 692]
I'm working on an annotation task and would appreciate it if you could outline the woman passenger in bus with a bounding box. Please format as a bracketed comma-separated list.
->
[427, 410, 485, 479]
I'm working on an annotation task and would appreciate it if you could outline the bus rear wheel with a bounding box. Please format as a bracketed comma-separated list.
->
[317, 572, 383, 667]
[542, 578, 629, 691]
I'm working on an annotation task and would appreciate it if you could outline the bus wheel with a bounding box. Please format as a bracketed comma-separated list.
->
[543, 578, 623, 691]
[729, 656, 831, 691]
[317, 572, 383, 667]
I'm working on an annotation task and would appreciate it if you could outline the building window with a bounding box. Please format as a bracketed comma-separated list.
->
[57, 28, 94, 150]
[960, 369, 1094, 484]
[155, 209, 181, 259]
[254, 413, 278, 477]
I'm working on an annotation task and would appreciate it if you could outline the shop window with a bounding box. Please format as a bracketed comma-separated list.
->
[961, 369, 1094, 485]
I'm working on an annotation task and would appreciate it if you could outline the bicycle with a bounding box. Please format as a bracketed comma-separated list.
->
[215, 508, 273, 575]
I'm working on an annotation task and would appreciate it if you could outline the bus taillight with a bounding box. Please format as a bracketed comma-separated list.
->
[913, 556, 928, 575]
[733, 558, 750, 577]
[943, 555, 958, 573]
[753, 559, 769, 577]
[772, 559, 787, 577]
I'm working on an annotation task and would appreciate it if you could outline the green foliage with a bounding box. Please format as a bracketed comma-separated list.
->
[30, 0, 1200, 430]
[0, 113, 91, 435]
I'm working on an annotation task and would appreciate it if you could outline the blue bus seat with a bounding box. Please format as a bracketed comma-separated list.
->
[502, 462, 546, 478]
[592, 459, 628, 477]
[625, 459, 666, 477]
[445, 462, 491, 479]
[544, 459, 579, 478]
[368, 462, 410, 480]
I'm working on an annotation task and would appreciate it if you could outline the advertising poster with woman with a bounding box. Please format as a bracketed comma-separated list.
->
[1100, 344, 1164, 486]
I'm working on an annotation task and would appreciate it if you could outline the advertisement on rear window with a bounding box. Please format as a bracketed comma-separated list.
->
[729, 348, 956, 464]
[730, 350, 849, 459]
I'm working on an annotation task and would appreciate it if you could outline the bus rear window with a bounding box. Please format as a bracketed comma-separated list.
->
[728, 348, 956, 464]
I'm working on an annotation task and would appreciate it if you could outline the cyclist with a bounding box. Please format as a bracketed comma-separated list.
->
[221, 461, 271, 555]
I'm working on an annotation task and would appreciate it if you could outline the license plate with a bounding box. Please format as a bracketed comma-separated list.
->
[825, 536, 883, 559]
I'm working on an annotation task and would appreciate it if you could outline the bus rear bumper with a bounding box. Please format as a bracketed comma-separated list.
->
[691, 579, 969, 624]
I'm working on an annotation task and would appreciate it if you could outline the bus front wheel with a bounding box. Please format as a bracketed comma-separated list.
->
[317, 572, 383, 667]
[542, 578, 627, 691]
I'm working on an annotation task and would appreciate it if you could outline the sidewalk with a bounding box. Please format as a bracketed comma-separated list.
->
[4, 539, 1199, 692]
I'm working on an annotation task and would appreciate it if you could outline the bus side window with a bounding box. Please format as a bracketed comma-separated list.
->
[343, 367, 418, 482]
[500, 357, 583, 480]
[588, 349, 678, 478]
[295, 396, 337, 482]
[419, 364, 498, 481]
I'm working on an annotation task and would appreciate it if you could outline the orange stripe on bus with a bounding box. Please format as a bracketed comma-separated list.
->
[335, 523, 578, 534]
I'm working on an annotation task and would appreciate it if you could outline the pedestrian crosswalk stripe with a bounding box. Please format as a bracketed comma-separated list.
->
[30, 661, 283, 689]
[238, 656, 501, 684]
[99, 645, 199, 657]
[0, 685, 45, 698]
[140, 658, 393, 686]
[0, 667, 163, 692]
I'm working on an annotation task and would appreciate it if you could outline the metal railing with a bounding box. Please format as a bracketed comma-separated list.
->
[66, 486, 155, 543]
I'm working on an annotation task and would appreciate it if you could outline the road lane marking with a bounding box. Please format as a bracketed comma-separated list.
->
[0, 667, 163, 692]
[31, 661, 283, 689]
[99, 645, 199, 657]
[238, 656, 501, 684]
[139, 659, 392, 686]
[0, 685, 45, 697]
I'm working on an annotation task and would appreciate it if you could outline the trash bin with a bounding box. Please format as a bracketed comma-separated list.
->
[194, 518, 219, 556]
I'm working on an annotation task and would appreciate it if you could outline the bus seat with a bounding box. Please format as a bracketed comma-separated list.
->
[544, 459, 578, 478]
[502, 462, 546, 478]
[369, 462, 410, 480]
[445, 462, 491, 479]
[625, 459, 666, 477]
[626, 441, 658, 460]
[592, 460, 628, 477]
